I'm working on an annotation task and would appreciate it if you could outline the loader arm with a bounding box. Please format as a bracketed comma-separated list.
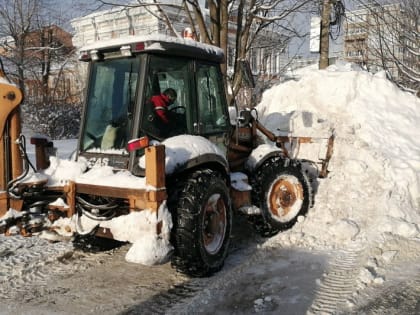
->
[0, 71, 23, 214]
[0, 73, 22, 142]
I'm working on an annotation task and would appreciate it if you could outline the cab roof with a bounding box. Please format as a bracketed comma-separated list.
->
[79, 34, 225, 63]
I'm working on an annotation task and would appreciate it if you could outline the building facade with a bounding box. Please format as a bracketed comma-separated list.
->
[343, 3, 417, 87]
[70, 1, 286, 83]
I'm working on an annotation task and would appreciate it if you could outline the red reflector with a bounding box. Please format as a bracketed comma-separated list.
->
[134, 42, 145, 51]
[78, 52, 91, 61]
[127, 136, 149, 152]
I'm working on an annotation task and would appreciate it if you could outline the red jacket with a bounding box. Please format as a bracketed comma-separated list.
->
[150, 93, 171, 124]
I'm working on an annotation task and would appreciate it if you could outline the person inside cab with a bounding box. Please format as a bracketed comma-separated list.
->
[144, 87, 182, 139]
[150, 88, 177, 126]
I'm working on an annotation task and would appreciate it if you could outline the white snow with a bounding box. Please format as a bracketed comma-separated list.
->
[140, 135, 226, 174]
[1, 62, 419, 311]
[42, 202, 173, 265]
[22, 153, 146, 190]
[79, 34, 224, 60]
[245, 143, 281, 170]
[0, 76, 17, 87]
[48, 198, 69, 210]
[75, 166, 147, 189]
[257, 62, 420, 250]
[230, 172, 252, 191]
[38, 156, 88, 187]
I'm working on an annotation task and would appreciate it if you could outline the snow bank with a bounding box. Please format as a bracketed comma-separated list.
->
[257, 63, 420, 249]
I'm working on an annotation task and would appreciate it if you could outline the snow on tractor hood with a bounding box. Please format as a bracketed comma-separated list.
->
[139, 135, 227, 175]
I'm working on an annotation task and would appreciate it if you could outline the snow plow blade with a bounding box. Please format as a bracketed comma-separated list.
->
[275, 133, 335, 178]
[255, 120, 335, 178]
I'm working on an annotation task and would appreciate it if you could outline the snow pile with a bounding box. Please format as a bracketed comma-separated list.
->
[257, 63, 420, 249]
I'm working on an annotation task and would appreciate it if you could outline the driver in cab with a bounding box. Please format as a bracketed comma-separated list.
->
[151, 88, 177, 125]
[146, 87, 181, 138]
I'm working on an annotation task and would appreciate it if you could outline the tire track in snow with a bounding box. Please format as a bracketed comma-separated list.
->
[121, 281, 206, 315]
[0, 235, 114, 301]
[308, 244, 366, 314]
[345, 276, 420, 315]
[121, 233, 262, 314]
[340, 236, 420, 315]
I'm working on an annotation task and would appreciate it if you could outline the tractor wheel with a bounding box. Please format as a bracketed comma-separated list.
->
[167, 169, 232, 277]
[250, 157, 312, 237]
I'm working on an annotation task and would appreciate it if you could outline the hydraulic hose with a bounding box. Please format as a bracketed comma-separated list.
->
[7, 134, 36, 198]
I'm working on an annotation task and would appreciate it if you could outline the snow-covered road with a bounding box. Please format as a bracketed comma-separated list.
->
[0, 225, 419, 314]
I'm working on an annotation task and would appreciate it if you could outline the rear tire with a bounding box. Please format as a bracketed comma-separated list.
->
[168, 169, 232, 277]
[250, 157, 311, 237]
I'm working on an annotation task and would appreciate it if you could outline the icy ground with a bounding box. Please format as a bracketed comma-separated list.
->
[1, 63, 419, 314]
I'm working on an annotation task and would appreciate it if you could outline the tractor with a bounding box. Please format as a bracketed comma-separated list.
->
[0, 35, 334, 277]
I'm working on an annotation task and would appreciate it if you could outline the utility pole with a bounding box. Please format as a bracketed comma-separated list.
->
[319, 0, 333, 69]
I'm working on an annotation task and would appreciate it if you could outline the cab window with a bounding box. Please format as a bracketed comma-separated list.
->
[196, 63, 229, 134]
[141, 55, 191, 140]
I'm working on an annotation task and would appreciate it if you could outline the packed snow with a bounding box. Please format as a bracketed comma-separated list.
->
[1, 62, 419, 312]
[257, 62, 419, 250]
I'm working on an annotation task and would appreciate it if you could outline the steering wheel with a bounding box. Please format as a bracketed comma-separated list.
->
[169, 105, 186, 114]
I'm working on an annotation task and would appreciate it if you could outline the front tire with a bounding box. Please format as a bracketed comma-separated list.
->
[250, 158, 312, 237]
[168, 169, 232, 277]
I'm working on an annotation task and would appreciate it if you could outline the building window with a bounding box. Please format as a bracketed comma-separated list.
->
[272, 53, 278, 74]
[250, 49, 257, 73]
[227, 47, 234, 67]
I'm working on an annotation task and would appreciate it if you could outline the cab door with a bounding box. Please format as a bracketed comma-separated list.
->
[195, 62, 230, 152]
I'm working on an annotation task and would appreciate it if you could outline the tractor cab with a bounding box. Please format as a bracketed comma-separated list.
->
[77, 36, 231, 175]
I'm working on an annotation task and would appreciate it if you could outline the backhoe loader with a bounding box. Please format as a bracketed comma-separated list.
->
[0, 35, 334, 276]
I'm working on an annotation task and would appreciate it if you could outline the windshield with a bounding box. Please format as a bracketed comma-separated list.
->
[80, 58, 140, 154]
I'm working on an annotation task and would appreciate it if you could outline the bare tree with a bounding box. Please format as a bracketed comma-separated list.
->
[0, 0, 41, 92]
[351, 0, 419, 93]
[24, 24, 75, 104]
[0, 0, 83, 139]
[96, 0, 314, 103]
[0, 0, 77, 102]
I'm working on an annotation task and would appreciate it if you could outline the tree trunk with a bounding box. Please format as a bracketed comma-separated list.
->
[219, 0, 228, 82]
[319, 0, 331, 69]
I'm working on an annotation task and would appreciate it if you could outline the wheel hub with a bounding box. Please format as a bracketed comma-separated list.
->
[268, 175, 304, 223]
[202, 193, 227, 255]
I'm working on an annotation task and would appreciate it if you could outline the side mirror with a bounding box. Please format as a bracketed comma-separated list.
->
[237, 110, 253, 127]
